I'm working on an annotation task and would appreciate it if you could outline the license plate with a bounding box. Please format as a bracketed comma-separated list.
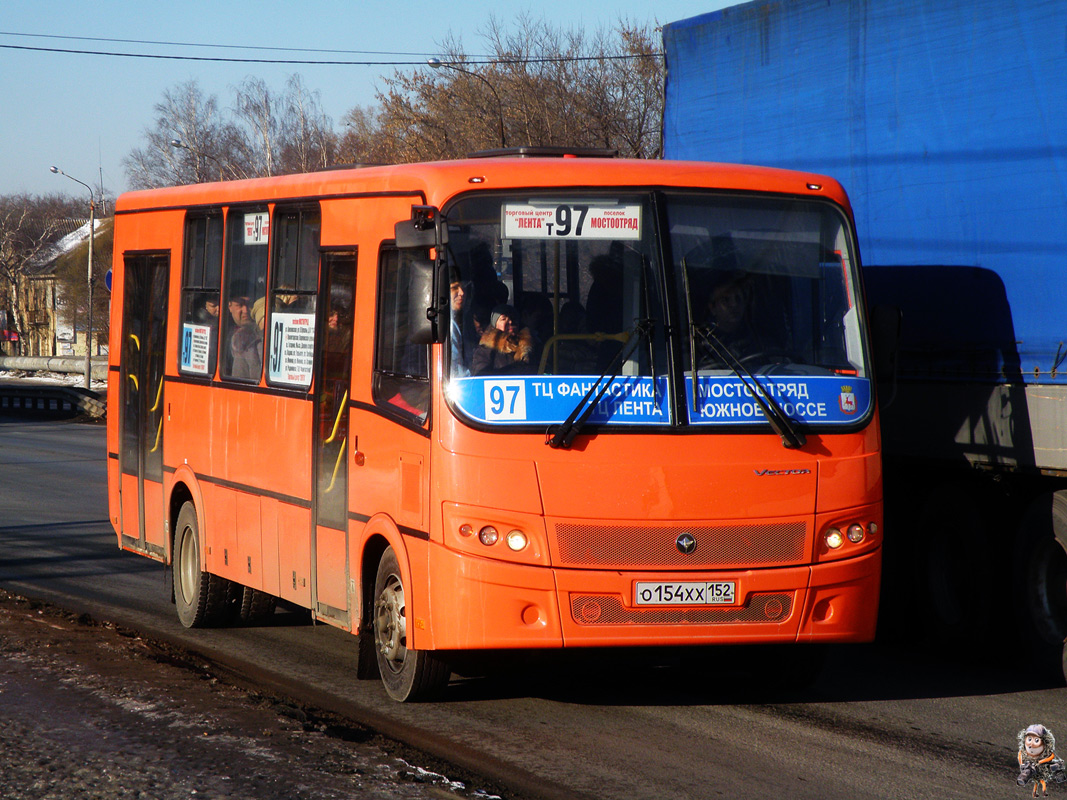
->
[634, 581, 736, 606]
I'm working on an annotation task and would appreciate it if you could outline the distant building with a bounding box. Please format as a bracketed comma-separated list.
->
[3, 219, 108, 358]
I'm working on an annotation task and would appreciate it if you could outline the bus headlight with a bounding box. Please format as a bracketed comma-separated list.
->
[824, 528, 844, 549]
[847, 523, 865, 543]
[478, 525, 499, 546]
[505, 530, 528, 551]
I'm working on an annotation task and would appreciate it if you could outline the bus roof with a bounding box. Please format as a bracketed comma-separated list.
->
[114, 156, 851, 214]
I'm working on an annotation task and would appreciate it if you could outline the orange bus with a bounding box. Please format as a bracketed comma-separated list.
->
[107, 148, 882, 701]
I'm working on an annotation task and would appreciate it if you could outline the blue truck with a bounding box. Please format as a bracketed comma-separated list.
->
[663, 0, 1067, 674]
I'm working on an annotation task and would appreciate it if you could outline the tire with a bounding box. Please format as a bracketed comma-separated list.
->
[172, 501, 231, 628]
[1013, 491, 1067, 678]
[238, 586, 278, 624]
[372, 546, 450, 702]
[918, 481, 997, 642]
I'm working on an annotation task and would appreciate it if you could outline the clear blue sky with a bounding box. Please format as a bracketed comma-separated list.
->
[0, 0, 732, 204]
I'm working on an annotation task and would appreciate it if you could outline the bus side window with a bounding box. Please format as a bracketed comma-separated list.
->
[221, 208, 269, 382]
[178, 213, 223, 378]
[373, 248, 430, 423]
[266, 206, 320, 389]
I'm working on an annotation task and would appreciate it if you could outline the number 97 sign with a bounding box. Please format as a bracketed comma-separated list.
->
[484, 380, 527, 421]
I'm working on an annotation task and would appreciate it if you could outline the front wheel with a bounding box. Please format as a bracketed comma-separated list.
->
[172, 501, 231, 628]
[372, 546, 450, 701]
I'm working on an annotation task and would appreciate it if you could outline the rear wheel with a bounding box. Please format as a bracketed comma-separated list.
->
[1014, 491, 1067, 679]
[238, 586, 277, 624]
[172, 501, 230, 628]
[373, 546, 450, 701]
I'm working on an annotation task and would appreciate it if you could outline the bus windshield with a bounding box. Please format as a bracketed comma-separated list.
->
[443, 191, 871, 431]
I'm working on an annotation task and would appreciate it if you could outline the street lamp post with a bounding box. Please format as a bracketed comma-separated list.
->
[170, 138, 230, 181]
[49, 166, 95, 390]
[427, 58, 507, 148]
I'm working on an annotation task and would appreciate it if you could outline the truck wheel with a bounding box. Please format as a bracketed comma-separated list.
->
[920, 481, 995, 643]
[173, 501, 230, 628]
[372, 546, 450, 701]
[1013, 491, 1067, 678]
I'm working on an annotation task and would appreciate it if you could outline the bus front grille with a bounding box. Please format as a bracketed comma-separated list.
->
[569, 593, 792, 625]
[553, 521, 807, 568]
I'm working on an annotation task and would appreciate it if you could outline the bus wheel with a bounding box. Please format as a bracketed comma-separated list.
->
[173, 501, 230, 628]
[238, 587, 277, 624]
[1013, 491, 1067, 679]
[372, 546, 450, 702]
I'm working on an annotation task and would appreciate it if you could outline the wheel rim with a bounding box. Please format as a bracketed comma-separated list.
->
[1025, 537, 1067, 645]
[374, 572, 407, 674]
[177, 525, 198, 604]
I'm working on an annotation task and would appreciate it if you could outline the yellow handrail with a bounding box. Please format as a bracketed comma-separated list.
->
[324, 390, 349, 444]
[323, 437, 346, 494]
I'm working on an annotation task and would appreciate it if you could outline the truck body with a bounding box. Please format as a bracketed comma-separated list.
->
[662, 0, 1067, 669]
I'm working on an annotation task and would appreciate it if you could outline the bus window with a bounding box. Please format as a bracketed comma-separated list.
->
[178, 213, 223, 378]
[266, 206, 320, 389]
[221, 207, 269, 382]
[443, 193, 671, 428]
[374, 248, 430, 423]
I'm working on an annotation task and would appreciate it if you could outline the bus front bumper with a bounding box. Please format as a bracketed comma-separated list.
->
[423, 543, 881, 650]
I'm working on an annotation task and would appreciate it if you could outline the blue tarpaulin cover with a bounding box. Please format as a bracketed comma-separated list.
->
[663, 0, 1067, 384]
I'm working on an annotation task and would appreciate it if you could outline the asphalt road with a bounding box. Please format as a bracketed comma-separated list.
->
[1, 417, 1064, 799]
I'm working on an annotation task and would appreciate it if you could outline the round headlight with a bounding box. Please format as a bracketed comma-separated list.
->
[505, 530, 528, 551]
[847, 523, 865, 543]
[459, 523, 474, 538]
[478, 525, 499, 546]
[868, 522, 879, 536]
[824, 528, 844, 549]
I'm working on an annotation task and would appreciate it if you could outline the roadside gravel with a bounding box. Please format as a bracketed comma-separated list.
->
[0, 589, 499, 800]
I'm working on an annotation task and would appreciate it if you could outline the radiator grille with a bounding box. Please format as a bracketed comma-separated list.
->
[554, 521, 807, 568]
[569, 593, 792, 625]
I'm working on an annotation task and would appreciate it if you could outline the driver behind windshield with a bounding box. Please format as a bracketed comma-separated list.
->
[699, 270, 764, 367]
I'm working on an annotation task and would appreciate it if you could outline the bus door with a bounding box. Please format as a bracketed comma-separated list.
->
[311, 252, 356, 624]
[118, 252, 169, 557]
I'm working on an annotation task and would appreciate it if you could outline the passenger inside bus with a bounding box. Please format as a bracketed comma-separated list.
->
[195, 294, 220, 327]
[471, 304, 537, 376]
[449, 278, 477, 377]
[586, 252, 625, 369]
[227, 290, 262, 379]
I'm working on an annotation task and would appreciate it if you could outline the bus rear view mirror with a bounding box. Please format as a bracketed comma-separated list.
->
[407, 257, 439, 345]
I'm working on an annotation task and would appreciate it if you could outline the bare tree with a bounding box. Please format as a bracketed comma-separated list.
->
[232, 77, 283, 178]
[277, 75, 337, 173]
[366, 17, 665, 163]
[337, 105, 393, 166]
[124, 80, 245, 188]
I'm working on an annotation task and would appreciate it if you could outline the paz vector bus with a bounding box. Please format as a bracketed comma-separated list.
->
[107, 148, 883, 701]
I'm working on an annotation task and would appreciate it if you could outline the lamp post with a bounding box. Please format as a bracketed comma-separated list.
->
[49, 166, 95, 390]
[427, 58, 507, 148]
[169, 138, 230, 181]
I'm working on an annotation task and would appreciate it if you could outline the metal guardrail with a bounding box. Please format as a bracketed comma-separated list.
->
[0, 383, 106, 418]
[0, 357, 107, 418]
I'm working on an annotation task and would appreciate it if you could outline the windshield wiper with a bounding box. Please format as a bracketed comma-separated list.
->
[680, 257, 805, 450]
[546, 319, 654, 449]
[694, 324, 806, 449]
